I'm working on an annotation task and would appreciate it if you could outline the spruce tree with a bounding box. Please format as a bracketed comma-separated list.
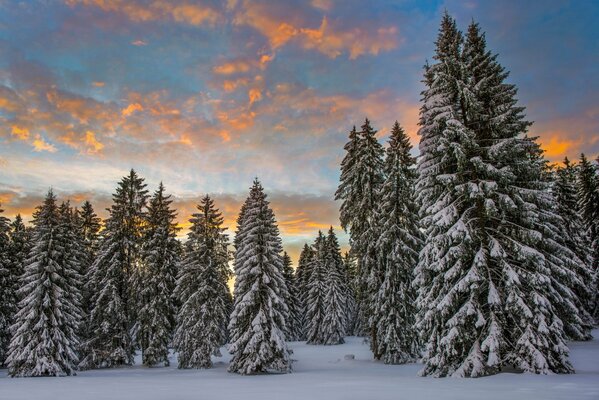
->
[7, 215, 32, 336]
[335, 120, 385, 335]
[321, 227, 346, 345]
[81, 169, 148, 369]
[305, 232, 328, 345]
[0, 204, 11, 365]
[576, 154, 599, 321]
[7, 191, 82, 377]
[228, 180, 291, 374]
[554, 159, 594, 338]
[174, 195, 230, 369]
[372, 122, 421, 363]
[295, 243, 314, 339]
[138, 183, 179, 367]
[415, 15, 573, 377]
[282, 252, 302, 341]
[342, 251, 358, 336]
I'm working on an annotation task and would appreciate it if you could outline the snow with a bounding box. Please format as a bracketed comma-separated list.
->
[2, 331, 599, 400]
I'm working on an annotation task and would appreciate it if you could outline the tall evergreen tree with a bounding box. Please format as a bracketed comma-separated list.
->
[77, 201, 102, 356]
[7, 191, 82, 377]
[295, 243, 314, 339]
[342, 251, 358, 335]
[305, 232, 328, 345]
[80, 170, 148, 369]
[415, 15, 573, 377]
[228, 180, 291, 374]
[282, 252, 302, 341]
[0, 204, 11, 365]
[174, 195, 230, 369]
[7, 215, 32, 336]
[372, 122, 421, 363]
[577, 154, 599, 321]
[554, 158, 594, 338]
[138, 183, 179, 367]
[321, 227, 346, 345]
[335, 120, 385, 335]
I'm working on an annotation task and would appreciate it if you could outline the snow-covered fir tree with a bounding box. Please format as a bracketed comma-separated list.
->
[174, 195, 231, 369]
[305, 232, 328, 345]
[0, 205, 11, 365]
[372, 122, 421, 364]
[335, 120, 384, 335]
[576, 154, 599, 321]
[80, 170, 148, 369]
[415, 15, 574, 377]
[138, 183, 179, 367]
[295, 243, 314, 339]
[77, 201, 102, 351]
[321, 227, 346, 345]
[6, 215, 32, 345]
[282, 252, 303, 341]
[228, 180, 291, 374]
[342, 251, 358, 335]
[7, 191, 82, 377]
[554, 158, 595, 337]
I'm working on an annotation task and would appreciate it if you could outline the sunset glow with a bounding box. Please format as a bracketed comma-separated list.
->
[1, 0, 597, 263]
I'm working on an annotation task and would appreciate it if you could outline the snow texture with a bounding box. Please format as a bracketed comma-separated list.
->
[2, 331, 599, 399]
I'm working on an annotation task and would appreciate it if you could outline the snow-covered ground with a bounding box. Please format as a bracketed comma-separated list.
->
[2, 330, 599, 400]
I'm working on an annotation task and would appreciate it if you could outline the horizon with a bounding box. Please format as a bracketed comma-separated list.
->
[1, 0, 598, 264]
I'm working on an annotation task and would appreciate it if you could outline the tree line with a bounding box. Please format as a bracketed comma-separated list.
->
[0, 13, 597, 378]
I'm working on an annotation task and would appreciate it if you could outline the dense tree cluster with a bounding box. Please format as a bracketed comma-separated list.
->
[0, 13, 596, 380]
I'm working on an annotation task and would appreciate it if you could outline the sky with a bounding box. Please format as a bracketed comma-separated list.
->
[0, 0, 598, 263]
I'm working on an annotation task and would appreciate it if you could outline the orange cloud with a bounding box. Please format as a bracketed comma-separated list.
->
[213, 60, 253, 75]
[233, 2, 399, 59]
[121, 102, 143, 117]
[32, 134, 57, 152]
[92, 81, 105, 87]
[223, 78, 250, 92]
[11, 125, 30, 140]
[84, 130, 104, 154]
[248, 88, 262, 105]
[66, 0, 221, 26]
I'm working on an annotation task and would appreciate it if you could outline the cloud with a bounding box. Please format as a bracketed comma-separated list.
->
[131, 39, 148, 46]
[10, 125, 30, 140]
[66, 0, 221, 26]
[232, 2, 400, 59]
[121, 102, 144, 117]
[84, 130, 105, 154]
[32, 134, 57, 152]
[248, 88, 262, 105]
[91, 81, 106, 87]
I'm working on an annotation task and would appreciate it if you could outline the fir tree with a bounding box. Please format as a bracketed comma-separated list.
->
[228, 180, 291, 374]
[138, 183, 179, 367]
[415, 15, 573, 377]
[282, 252, 303, 341]
[342, 251, 358, 335]
[81, 170, 148, 369]
[335, 120, 385, 335]
[554, 159, 594, 338]
[305, 232, 328, 344]
[7, 215, 32, 335]
[0, 204, 11, 365]
[174, 195, 230, 369]
[577, 154, 599, 321]
[295, 243, 314, 339]
[321, 227, 346, 345]
[372, 122, 421, 363]
[7, 191, 82, 377]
